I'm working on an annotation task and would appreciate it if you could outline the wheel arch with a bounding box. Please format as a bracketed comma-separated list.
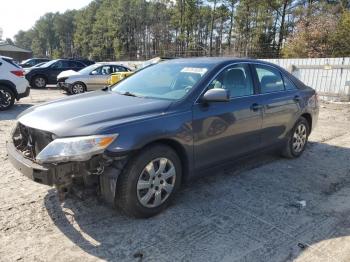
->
[0, 80, 18, 99]
[140, 138, 191, 183]
[30, 74, 48, 86]
[301, 112, 312, 134]
[72, 81, 87, 90]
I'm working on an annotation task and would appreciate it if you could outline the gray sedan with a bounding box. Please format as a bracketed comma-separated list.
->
[57, 63, 132, 94]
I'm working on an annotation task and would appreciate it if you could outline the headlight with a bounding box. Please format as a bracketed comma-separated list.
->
[36, 134, 118, 164]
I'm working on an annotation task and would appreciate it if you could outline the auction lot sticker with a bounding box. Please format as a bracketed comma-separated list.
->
[181, 67, 208, 76]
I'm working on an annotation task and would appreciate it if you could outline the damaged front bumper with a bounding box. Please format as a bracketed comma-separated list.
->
[6, 139, 128, 204]
[57, 81, 72, 92]
[7, 140, 54, 185]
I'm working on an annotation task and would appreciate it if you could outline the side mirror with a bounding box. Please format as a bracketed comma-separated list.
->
[91, 70, 98, 75]
[202, 88, 230, 103]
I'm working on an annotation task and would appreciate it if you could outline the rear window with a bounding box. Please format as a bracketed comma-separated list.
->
[2, 58, 21, 69]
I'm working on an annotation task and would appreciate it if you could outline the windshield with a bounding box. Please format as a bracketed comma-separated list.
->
[21, 59, 30, 64]
[34, 62, 47, 68]
[40, 60, 58, 68]
[111, 62, 211, 100]
[79, 64, 100, 74]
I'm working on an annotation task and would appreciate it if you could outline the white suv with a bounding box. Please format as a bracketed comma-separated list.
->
[0, 56, 30, 110]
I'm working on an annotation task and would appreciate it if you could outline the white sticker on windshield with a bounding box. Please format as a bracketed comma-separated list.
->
[181, 67, 208, 76]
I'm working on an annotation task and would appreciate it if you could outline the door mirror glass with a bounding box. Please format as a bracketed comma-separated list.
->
[91, 70, 99, 75]
[202, 88, 230, 102]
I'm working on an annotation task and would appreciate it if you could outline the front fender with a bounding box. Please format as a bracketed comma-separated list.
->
[105, 110, 193, 154]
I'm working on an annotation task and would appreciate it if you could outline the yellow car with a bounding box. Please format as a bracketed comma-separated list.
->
[108, 71, 134, 85]
[108, 57, 174, 85]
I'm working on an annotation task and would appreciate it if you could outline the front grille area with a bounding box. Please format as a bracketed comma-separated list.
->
[12, 123, 53, 161]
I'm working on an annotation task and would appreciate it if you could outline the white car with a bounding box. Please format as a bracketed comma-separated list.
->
[0, 56, 30, 110]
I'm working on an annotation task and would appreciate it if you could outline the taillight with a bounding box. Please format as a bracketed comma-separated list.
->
[11, 70, 25, 77]
[309, 92, 318, 108]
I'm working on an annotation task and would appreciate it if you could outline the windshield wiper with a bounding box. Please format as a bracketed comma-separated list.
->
[120, 91, 140, 97]
[102, 86, 111, 91]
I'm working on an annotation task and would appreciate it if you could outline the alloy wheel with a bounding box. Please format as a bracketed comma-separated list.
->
[292, 123, 307, 153]
[0, 89, 12, 109]
[137, 157, 176, 208]
[35, 77, 46, 88]
[72, 83, 84, 94]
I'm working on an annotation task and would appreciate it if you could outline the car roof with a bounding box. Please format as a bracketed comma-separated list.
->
[0, 55, 13, 60]
[164, 57, 278, 67]
[95, 62, 129, 66]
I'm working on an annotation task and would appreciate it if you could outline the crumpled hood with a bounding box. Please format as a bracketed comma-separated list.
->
[57, 70, 80, 79]
[18, 91, 172, 137]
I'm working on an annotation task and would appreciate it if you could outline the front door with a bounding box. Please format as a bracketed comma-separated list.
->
[86, 65, 112, 90]
[192, 63, 263, 170]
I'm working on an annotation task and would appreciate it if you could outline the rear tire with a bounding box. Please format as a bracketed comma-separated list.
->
[115, 144, 182, 218]
[31, 75, 47, 88]
[0, 86, 15, 111]
[282, 117, 310, 158]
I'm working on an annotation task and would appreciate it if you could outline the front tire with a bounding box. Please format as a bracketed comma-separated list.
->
[0, 86, 15, 111]
[282, 117, 310, 158]
[71, 82, 86, 95]
[115, 144, 182, 218]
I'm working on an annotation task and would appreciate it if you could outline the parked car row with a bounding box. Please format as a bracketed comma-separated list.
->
[57, 57, 172, 95]
[6, 57, 319, 218]
[0, 56, 98, 110]
[1, 55, 171, 110]
[25, 59, 93, 88]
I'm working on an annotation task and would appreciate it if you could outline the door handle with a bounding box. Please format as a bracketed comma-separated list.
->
[251, 103, 263, 111]
[294, 95, 301, 102]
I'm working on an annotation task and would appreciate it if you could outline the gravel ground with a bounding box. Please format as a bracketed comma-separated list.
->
[0, 89, 350, 262]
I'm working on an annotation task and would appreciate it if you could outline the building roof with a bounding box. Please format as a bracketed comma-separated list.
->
[0, 43, 31, 53]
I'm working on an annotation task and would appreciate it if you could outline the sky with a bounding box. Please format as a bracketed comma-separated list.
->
[0, 0, 93, 40]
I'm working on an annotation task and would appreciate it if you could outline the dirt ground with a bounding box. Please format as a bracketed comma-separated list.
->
[1, 89, 350, 262]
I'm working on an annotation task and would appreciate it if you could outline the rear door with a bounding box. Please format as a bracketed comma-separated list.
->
[71, 61, 86, 71]
[192, 63, 263, 170]
[252, 64, 302, 147]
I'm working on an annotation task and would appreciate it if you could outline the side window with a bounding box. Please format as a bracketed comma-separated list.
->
[101, 65, 111, 75]
[91, 66, 102, 75]
[208, 64, 254, 98]
[76, 62, 85, 68]
[117, 66, 127, 72]
[51, 62, 60, 68]
[255, 65, 284, 93]
[111, 66, 120, 73]
[110, 66, 128, 73]
[53, 61, 69, 69]
[3, 58, 20, 68]
[68, 61, 75, 68]
[92, 66, 110, 75]
[69, 61, 84, 68]
[283, 75, 297, 90]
